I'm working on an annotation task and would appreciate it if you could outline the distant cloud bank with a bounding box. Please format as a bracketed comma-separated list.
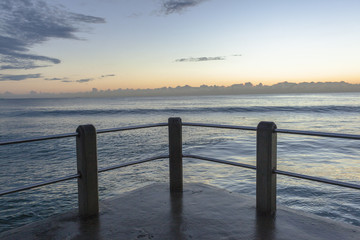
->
[175, 54, 241, 62]
[42, 74, 115, 83]
[0, 73, 41, 81]
[176, 56, 226, 62]
[2, 81, 360, 98]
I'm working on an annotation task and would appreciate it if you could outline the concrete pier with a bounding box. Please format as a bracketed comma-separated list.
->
[1, 183, 359, 240]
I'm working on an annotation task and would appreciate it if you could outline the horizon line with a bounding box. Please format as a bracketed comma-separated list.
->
[1, 80, 360, 98]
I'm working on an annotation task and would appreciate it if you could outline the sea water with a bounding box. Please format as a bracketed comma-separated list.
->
[0, 93, 359, 232]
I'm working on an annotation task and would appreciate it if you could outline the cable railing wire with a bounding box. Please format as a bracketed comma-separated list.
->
[183, 154, 256, 170]
[274, 169, 360, 190]
[0, 123, 168, 146]
[183, 122, 257, 131]
[2, 122, 360, 146]
[98, 154, 169, 173]
[0, 154, 169, 197]
[96, 123, 168, 134]
[183, 154, 360, 190]
[276, 128, 360, 140]
[0, 132, 78, 146]
[183, 122, 360, 139]
[0, 173, 80, 196]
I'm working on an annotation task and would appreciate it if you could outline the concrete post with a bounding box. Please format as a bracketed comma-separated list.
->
[168, 117, 183, 192]
[256, 121, 277, 216]
[76, 124, 99, 218]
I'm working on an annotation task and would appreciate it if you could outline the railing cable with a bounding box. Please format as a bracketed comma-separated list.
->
[183, 122, 257, 131]
[183, 154, 256, 170]
[0, 132, 78, 146]
[98, 154, 168, 173]
[0, 173, 80, 196]
[97, 123, 168, 134]
[274, 169, 360, 190]
[276, 129, 360, 140]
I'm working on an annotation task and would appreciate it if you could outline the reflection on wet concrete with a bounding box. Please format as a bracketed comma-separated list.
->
[170, 191, 185, 239]
[255, 214, 275, 240]
[1, 183, 359, 240]
[78, 216, 101, 239]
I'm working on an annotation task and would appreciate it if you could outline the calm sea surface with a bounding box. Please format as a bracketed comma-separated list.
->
[0, 93, 359, 232]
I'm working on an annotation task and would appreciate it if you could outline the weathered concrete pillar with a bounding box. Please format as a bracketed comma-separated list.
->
[256, 121, 277, 216]
[168, 117, 183, 192]
[76, 124, 99, 218]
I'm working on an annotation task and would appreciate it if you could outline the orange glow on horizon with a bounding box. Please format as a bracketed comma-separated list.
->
[1, 74, 359, 95]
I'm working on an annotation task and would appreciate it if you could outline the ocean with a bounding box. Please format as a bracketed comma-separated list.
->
[0, 93, 359, 232]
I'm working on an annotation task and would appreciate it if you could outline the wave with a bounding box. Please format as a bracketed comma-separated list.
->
[7, 105, 360, 117]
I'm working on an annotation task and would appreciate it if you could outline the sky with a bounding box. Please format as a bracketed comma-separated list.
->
[1, 0, 360, 94]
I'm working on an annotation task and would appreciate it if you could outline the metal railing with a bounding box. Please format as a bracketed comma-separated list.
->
[0, 123, 168, 197]
[0, 118, 359, 218]
[183, 122, 360, 191]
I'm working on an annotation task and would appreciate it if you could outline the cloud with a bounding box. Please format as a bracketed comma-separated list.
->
[0, 62, 49, 70]
[162, 0, 207, 14]
[45, 77, 64, 81]
[0, 73, 42, 81]
[175, 56, 226, 62]
[101, 74, 116, 78]
[0, 0, 105, 70]
[44, 77, 93, 83]
[76, 78, 93, 83]
[127, 12, 142, 18]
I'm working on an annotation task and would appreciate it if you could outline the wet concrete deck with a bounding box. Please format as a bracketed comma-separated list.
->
[1, 183, 359, 240]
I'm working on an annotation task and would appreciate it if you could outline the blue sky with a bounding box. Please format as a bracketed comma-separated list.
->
[1, 0, 360, 94]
